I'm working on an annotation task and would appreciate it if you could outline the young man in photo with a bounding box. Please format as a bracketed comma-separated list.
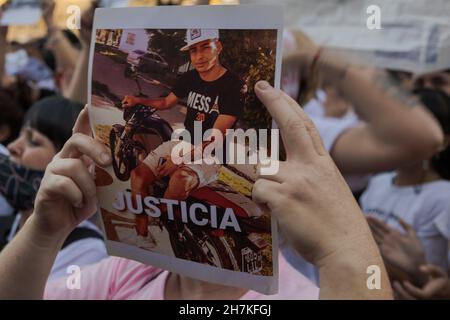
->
[122, 28, 245, 240]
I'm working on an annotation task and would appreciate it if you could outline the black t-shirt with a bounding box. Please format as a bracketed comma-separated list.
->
[172, 69, 244, 139]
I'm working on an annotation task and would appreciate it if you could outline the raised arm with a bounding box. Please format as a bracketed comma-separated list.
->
[327, 64, 443, 174]
[0, 108, 112, 299]
[42, 0, 79, 76]
[64, 3, 96, 104]
[284, 35, 443, 175]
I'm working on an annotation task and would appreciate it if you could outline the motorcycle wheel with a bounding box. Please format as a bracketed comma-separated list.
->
[205, 235, 239, 271]
[168, 226, 237, 271]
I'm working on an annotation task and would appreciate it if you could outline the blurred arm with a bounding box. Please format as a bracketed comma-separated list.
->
[317, 52, 444, 174]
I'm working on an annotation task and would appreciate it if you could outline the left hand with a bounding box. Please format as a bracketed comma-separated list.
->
[367, 216, 427, 284]
[157, 157, 179, 177]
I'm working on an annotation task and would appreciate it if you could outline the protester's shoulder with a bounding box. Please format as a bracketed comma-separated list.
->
[422, 179, 450, 194]
[367, 172, 395, 188]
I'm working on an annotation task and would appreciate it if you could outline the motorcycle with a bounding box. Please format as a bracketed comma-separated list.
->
[109, 104, 172, 181]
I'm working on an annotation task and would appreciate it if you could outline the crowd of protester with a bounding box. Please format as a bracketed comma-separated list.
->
[0, 0, 448, 299]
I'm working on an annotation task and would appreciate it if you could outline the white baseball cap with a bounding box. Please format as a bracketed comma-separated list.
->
[180, 28, 220, 51]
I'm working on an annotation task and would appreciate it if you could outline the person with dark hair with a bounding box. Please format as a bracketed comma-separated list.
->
[0, 96, 107, 279]
[19, 96, 83, 151]
[360, 89, 450, 291]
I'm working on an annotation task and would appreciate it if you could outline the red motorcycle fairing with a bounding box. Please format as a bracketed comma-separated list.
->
[189, 186, 249, 218]
[189, 186, 271, 234]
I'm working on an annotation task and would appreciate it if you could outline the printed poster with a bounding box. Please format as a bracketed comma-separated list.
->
[88, 5, 283, 294]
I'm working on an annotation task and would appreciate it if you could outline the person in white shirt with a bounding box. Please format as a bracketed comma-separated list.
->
[280, 29, 445, 285]
[360, 88, 450, 289]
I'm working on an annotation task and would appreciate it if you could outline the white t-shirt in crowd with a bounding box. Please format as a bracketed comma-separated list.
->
[360, 172, 450, 270]
[0, 144, 14, 217]
[7, 214, 108, 280]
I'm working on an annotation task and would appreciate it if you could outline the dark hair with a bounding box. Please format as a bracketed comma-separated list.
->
[24, 96, 83, 151]
[415, 88, 450, 179]
[0, 89, 24, 145]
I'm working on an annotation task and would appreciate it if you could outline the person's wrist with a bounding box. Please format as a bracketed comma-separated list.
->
[315, 232, 392, 299]
[27, 214, 72, 247]
[314, 230, 383, 274]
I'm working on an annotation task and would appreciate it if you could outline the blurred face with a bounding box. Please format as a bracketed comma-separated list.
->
[189, 39, 222, 74]
[7, 127, 56, 171]
[414, 71, 450, 96]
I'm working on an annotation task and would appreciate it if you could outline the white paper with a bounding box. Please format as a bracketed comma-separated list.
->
[89, 5, 283, 295]
[98, 0, 131, 8]
[243, 0, 450, 74]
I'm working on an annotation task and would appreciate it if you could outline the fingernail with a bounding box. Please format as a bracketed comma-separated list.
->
[101, 152, 111, 164]
[257, 81, 271, 91]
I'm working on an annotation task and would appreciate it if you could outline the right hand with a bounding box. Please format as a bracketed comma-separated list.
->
[32, 107, 112, 238]
[122, 95, 140, 108]
[252, 81, 374, 265]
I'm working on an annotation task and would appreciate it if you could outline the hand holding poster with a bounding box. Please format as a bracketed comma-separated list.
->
[0, 0, 41, 26]
[88, 5, 283, 294]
